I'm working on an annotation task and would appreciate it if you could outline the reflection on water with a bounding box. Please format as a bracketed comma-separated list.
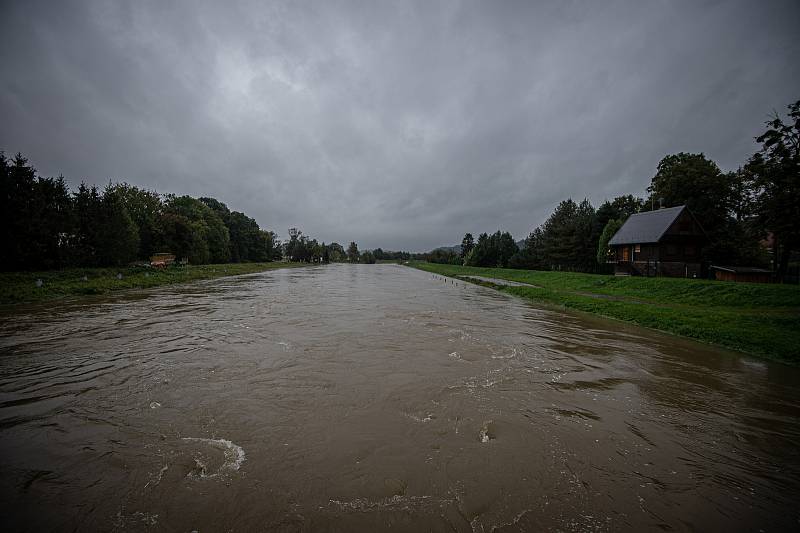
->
[1, 264, 798, 531]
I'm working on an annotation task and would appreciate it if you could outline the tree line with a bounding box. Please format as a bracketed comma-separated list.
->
[282, 233, 380, 264]
[430, 99, 799, 281]
[0, 154, 378, 271]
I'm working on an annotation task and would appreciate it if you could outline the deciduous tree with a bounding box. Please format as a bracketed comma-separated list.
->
[744, 99, 800, 280]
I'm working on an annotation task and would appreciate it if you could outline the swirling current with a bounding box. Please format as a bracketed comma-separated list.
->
[1, 264, 798, 531]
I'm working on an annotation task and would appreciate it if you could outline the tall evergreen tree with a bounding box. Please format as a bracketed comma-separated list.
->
[95, 189, 140, 266]
[347, 241, 360, 262]
[460, 233, 474, 260]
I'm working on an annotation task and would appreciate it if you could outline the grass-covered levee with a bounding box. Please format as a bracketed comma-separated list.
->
[410, 262, 800, 364]
[0, 262, 309, 306]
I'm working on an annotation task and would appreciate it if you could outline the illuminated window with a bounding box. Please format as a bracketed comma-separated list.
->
[634, 244, 641, 253]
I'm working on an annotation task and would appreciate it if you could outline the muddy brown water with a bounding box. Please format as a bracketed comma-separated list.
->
[1, 264, 799, 532]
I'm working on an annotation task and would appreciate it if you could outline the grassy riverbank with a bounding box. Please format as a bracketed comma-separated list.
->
[410, 262, 800, 364]
[0, 262, 307, 305]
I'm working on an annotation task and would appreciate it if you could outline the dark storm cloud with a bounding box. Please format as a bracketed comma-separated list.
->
[2, 0, 798, 251]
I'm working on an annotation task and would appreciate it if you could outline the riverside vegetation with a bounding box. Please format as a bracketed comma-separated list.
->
[0, 262, 308, 305]
[411, 262, 800, 364]
[430, 100, 800, 284]
[0, 150, 379, 305]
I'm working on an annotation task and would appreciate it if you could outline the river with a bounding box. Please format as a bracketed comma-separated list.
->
[1, 264, 798, 532]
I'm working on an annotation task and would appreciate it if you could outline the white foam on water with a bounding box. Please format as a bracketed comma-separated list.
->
[404, 412, 434, 423]
[115, 510, 159, 528]
[328, 494, 454, 513]
[479, 420, 494, 443]
[144, 463, 169, 489]
[487, 508, 533, 532]
[181, 437, 246, 478]
[490, 346, 519, 360]
[448, 351, 466, 362]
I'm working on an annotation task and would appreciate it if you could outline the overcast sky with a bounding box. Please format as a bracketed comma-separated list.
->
[1, 1, 798, 251]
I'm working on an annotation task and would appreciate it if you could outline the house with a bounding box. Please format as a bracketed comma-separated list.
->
[608, 205, 707, 277]
[710, 265, 773, 283]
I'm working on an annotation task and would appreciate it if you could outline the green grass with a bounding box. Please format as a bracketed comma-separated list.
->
[409, 262, 800, 364]
[0, 262, 308, 305]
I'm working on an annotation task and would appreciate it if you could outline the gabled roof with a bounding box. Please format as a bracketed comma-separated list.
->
[608, 205, 685, 245]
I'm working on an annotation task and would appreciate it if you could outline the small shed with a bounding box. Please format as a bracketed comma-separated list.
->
[710, 265, 773, 284]
[608, 205, 707, 277]
[150, 253, 176, 268]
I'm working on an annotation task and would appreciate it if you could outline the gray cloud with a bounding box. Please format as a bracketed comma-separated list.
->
[2, 0, 798, 250]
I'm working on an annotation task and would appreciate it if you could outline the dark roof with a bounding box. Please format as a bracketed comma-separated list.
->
[710, 265, 772, 274]
[608, 205, 685, 245]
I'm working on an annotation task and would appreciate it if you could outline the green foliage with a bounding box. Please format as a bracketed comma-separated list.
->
[95, 189, 140, 266]
[464, 231, 518, 267]
[225, 211, 270, 262]
[0, 151, 292, 271]
[328, 242, 346, 262]
[347, 241, 360, 263]
[532, 198, 599, 272]
[360, 250, 376, 264]
[258, 230, 282, 262]
[163, 196, 230, 264]
[509, 228, 544, 269]
[108, 183, 162, 259]
[283, 228, 324, 262]
[744, 100, 800, 279]
[198, 196, 230, 216]
[597, 219, 623, 265]
[645, 152, 760, 264]
[365, 248, 411, 262]
[156, 212, 206, 264]
[0, 153, 74, 270]
[647, 153, 729, 224]
[428, 248, 461, 264]
[0, 262, 308, 304]
[460, 101, 798, 277]
[460, 233, 474, 260]
[596, 195, 643, 230]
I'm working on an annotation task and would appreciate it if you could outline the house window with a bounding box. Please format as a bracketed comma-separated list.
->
[634, 244, 641, 253]
[621, 247, 630, 261]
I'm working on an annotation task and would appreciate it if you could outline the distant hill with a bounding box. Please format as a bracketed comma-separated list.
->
[432, 244, 462, 254]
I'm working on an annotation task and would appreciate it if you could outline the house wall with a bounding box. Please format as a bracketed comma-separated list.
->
[612, 243, 702, 278]
[612, 244, 659, 262]
[658, 238, 703, 264]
